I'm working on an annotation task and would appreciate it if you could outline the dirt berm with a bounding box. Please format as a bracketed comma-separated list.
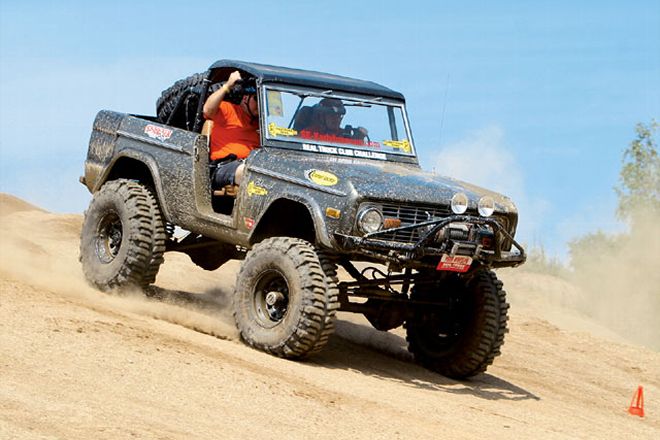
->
[0, 193, 658, 439]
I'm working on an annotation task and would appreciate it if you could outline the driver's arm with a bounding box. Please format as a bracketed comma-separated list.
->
[203, 71, 242, 119]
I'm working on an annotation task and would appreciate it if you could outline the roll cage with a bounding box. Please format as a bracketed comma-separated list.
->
[189, 59, 406, 133]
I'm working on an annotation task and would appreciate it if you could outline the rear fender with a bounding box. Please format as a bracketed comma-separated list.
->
[94, 152, 171, 221]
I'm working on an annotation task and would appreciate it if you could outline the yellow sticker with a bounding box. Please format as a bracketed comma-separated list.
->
[267, 90, 284, 117]
[307, 170, 339, 186]
[383, 139, 411, 153]
[268, 122, 298, 137]
[247, 181, 268, 196]
[325, 207, 341, 219]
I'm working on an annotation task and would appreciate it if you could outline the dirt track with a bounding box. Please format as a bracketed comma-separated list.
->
[1, 194, 658, 439]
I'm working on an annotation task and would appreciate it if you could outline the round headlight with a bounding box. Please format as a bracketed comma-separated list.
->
[357, 208, 383, 234]
[478, 196, 495, 217]
[451, 192, 469, 214]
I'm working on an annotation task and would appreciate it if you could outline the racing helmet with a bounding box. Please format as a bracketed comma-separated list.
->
[317, 98, 346, 116]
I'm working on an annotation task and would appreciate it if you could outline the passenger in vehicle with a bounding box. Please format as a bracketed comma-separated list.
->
[305, 98, 368, 141]
[203, 71, 259, 188]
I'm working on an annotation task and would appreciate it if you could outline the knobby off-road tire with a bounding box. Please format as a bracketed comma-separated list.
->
[80, 179, 166, 291]
[406, 269, 509, 379]
[233, 237, 339, 358]
[156, 73, 220, 130]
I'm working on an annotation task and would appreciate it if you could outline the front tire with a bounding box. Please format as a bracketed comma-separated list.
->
[406, 269, 509, 379]
[233, 237, 339, 358]
[80, 179, 166, 291]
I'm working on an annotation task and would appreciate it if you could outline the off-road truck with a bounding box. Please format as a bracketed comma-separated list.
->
[80, 60, 525, 378]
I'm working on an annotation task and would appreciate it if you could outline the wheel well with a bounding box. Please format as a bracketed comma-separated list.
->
[250, 199, 316, 245]
[105, 157, 156, 189]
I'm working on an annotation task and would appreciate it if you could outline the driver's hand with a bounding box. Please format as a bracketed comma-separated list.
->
[227, 71, 242, 89]
[358, 127, 369, 136]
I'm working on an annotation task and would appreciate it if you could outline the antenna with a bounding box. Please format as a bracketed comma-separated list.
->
[438, 74, 450, 149]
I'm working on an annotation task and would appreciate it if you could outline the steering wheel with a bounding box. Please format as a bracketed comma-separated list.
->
[345, 125, 370, 144]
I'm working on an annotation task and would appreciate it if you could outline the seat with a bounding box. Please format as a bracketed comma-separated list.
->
[201, 119, 213, 143]
[293, 106, 315, 131]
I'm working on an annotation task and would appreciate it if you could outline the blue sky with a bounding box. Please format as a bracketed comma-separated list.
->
[1, 0, 659, 260]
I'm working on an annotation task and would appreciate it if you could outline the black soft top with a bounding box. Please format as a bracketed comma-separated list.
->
[208, 59, 404, 101]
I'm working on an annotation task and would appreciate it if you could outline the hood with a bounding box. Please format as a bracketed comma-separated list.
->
[249, 148, 518, 214]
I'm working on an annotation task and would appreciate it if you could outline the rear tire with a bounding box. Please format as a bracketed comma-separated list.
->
[80, 179, 165, 291]
[233, 237, 339, 358]
[406, 269, 509, 379]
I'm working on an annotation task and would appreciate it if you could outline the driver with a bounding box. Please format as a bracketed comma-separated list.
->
[203, 71, 259, 188]
[306, 98, 368, 140]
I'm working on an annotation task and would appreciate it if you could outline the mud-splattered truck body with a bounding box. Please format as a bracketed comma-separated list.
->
[80, 60, 525, 378]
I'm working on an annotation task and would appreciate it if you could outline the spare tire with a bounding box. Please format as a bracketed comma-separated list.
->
[156, 73, 219, 131]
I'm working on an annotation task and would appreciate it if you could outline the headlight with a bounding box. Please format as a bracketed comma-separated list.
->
[357, 207, 383, 234]
[450, 192, 468, 214]
[478, 196, 495, 217]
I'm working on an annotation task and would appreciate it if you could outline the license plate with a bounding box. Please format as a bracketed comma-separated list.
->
[436, 254, 473, 272]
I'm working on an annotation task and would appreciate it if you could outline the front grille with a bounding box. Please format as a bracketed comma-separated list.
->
[373, 203, 512, 248]
[379, 202, 453, 243]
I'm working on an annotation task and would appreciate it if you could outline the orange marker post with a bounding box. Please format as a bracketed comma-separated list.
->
[628, 386, 645, 417]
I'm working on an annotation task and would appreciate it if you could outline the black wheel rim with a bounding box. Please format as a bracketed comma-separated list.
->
[253, 270, 290, 328]
[95, 212, 123, 264]
[414, 296, 471, 356]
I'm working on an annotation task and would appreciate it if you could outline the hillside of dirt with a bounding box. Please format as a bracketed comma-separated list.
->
[0, 193, 658, 439]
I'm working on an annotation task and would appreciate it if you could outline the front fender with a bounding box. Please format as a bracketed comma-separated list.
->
[249, 193, 334, 248]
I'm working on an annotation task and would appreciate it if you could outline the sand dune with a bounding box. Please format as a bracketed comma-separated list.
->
[0, 194, 657, 439]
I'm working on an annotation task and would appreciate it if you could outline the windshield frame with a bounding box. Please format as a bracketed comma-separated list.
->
[258, 83, 418, 164]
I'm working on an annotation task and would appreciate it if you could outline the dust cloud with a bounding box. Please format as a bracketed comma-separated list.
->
[567, 213, 660, 350]
[0, 194, 239, 341]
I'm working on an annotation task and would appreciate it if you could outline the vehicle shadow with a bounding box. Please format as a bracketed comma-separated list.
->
[311, 320, 540, 402]
[146, 285, 539, 402]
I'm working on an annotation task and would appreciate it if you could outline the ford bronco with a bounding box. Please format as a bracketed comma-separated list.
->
[79, 60, 525, 378]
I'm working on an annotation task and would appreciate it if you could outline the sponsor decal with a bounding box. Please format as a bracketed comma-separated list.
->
[299, 130, 380, 148]
[144, 124, 173, 141]
[301, 143, 387, 160]
[436, 254, 472, 273]
[244, 217, 255, 230]
[267, 122, 298, 137]
[306, 169, 339, 186]
[247, 181, 268, 196]
[266, 90, 284, 117]
[383, 139, 411, 153]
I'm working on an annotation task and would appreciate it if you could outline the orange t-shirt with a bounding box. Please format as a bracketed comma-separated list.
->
[208, 101, 259, 161]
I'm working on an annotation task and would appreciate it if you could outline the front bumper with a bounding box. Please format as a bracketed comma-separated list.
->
[335, 215, 526, 268]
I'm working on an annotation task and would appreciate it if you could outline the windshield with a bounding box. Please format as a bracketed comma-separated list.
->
[263, 86, 414, 159]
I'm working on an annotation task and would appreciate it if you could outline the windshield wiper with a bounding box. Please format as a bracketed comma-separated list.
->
[344, 101, 372, 108]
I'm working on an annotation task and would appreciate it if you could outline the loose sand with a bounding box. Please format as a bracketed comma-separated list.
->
[1, 193, 657, 439]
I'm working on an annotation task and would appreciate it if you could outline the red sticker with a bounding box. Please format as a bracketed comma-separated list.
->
[144, 124, 173, 141]
[244, 217, 255, 230]
[436, 254, 472, 273]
